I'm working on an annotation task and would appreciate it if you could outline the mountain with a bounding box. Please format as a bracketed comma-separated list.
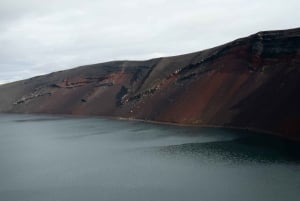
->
[0, 28, 299, 140]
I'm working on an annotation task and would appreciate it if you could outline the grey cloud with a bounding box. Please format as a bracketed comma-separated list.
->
[0, 0, 299, 84]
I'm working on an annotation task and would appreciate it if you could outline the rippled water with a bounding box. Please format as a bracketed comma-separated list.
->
[0, 114, 299, 201]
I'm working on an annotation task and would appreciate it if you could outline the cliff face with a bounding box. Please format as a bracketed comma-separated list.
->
[1, 28, 300, 140]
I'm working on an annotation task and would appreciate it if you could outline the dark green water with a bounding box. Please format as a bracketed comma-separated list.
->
[0, 114, 299, 201]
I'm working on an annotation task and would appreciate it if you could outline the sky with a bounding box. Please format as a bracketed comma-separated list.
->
[0, 0, 299, 84]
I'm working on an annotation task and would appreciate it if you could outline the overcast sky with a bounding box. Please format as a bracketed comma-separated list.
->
[0, 0, 299, 84]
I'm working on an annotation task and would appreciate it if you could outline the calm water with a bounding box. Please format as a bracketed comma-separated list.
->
[0, 114, 299, 201]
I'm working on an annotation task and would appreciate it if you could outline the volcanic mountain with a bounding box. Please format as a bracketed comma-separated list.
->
[0, 28, 299, 140]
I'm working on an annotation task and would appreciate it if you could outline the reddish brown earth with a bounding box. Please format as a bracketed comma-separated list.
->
[0, 28, 300, 140]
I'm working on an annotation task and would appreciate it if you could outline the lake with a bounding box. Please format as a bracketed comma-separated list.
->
[0, 114, 299, 201]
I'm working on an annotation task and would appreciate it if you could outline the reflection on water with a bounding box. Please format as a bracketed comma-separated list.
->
[14, 117, 65, 122]
[0, 114, 299, 201]
[157, 138, 300, 164]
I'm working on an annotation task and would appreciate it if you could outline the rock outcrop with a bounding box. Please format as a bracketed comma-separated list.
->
[0, 28, 300, 140]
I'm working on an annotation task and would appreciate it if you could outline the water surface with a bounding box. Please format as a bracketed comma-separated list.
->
[0, 114, 299, 201]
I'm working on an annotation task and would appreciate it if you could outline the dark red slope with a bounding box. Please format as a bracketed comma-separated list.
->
[0, 28, 299, 140]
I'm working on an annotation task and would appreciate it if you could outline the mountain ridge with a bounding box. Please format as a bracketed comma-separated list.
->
[1, 27, 299, 140]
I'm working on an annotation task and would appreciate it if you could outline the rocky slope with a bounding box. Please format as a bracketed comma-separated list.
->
[0, 28, 300, 140]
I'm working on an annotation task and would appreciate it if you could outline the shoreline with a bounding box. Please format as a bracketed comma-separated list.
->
[1, 111, 299, 142]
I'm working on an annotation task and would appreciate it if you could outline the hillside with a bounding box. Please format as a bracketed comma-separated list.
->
[1, 28, 299, 140]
